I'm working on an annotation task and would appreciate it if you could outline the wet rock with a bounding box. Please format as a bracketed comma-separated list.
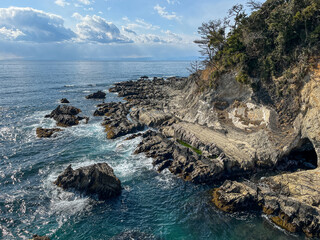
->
[133, 131, 225, 183]
[36, 127, 62, 138]
[85, 90, 106, 99]
[32, 235, 50, 240]
[212, 180, 259, 213]
[212, 169, 320, 237]
[60, 98, 70, 103]
[95, 102, 144, 139]
[140, 75, 149, 80]
[47, 105, 81, 116]
[45, 105, 87, 127]
[54, 163, 121, 200]
[110, 230, 158, 240]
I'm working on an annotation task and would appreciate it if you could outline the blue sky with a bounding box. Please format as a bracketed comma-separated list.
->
[0, 0, 247, 60]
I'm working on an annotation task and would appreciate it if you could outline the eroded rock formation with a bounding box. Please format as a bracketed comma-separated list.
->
[91, 62, 320, 236]
[54, 163, 121, 200]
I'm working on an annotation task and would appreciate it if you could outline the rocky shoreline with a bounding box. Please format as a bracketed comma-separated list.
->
[36, 67, 320, 238]
[91, 69, 320, 237]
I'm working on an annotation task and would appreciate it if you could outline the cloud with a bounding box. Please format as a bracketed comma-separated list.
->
[166, 0, 180, 4]
[74, 14, 132, 43]
[55, 0, 70, 7]
[78, 0, 91, 5]
[122, 27, 137, 35]
[0, 27, 25, 40]
[122, 28, 184, 44]
[154, 4, 181, 20]
[0, 7, 75, 42]
[124, 18, 160, 31]
[162, 30, 183, 41]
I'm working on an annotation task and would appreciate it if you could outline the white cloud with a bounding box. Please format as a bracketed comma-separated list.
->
[124, 18, 160, 31]
[74, 14, 132, 43]
[122, 28, 183, 44]
[162, 30, 183, 41]
[72, 12, 83, 20]
[0, 27, 25, 40]
[154, 4, 181, 21]
[166, 0, 180, 4]
[55, 0, 70, 7]
[0, 7, 75, 42]
[78, 0, 91, 5]
[122, 27, 137, 35]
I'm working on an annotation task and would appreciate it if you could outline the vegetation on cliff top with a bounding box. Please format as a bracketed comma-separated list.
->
[195, 0, 320, 87]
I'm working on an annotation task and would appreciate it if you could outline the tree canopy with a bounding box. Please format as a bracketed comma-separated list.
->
[195, 0, 320, 85]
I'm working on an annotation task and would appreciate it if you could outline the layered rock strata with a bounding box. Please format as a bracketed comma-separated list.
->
[93, 65, 320, 236]
[212, 169, 320, 237]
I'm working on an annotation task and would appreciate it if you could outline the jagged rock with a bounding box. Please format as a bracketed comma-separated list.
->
[134, 131, 225, 183]
[85, 90, 106, 99]
[32, 235, 50, 240]
[36, 127, 62, 138]
[47, 105, 81, 116]
[60, 98, 69, 103]
[212, 180, 259, 213]
[95, 102, 144, 139]
[110, 230, 158, 240]
[212, 169, 320, 237]
[54, 163, 121, 200]
[45, 105, 87, 127]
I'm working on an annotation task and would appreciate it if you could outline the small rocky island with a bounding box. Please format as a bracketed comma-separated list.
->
[54, 163, 121, 200]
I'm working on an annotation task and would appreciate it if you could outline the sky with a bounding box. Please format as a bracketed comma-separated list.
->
[0, 0, 248, 60]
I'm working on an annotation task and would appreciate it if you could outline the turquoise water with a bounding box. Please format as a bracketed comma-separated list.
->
[0, 61, 299, 239]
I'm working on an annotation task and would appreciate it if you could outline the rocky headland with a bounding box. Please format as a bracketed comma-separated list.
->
[92, 59, 320, 237]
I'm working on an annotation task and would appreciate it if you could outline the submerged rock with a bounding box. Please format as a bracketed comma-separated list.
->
[32, 235, 50, 240]
[85, 90, 106, 99]
[60, 98, 70, 103]
[36, 127, 62, 138]
[54, 163, 121, 200]
[110, 230, 158, 240]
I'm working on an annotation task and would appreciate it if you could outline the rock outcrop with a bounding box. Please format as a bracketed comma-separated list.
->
[36, 127, 62, 138]
[60, 98, 70, 103]
[213, 168, 320, 237]
[54, 163, 121, 200]
[85, 90, 106, 99]
[92, 63, 320, 236]
[45, 105, 88, 127]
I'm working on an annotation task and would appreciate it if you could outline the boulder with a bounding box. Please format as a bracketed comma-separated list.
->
[47, 105, 81, 117]
[60, 98, 70, 103]
[45, 105, 85, 127]
[36, 127, 62, 138]
[54, 163, 121, 200]
[85, 90, 106, 99]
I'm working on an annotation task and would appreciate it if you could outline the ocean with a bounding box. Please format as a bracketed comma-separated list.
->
[0, 61, 299, 239]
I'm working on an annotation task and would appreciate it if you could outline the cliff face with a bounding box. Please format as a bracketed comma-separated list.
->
[164, 62, 320, 172]
[101, 63, 320, 236]
[158, 62, 320, 236]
